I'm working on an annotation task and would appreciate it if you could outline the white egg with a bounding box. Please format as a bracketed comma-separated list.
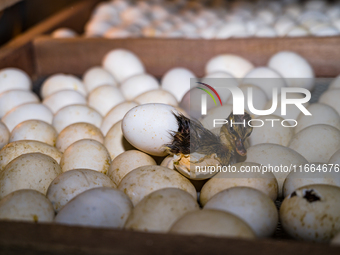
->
[215, 21, 249, 39]
[200, 162, 278, 206]
[329, 148, 340, 165]
[286, 26, 310, 37]
[0, 153, 62, 199]
[248, 114, 294, 146]
[280, 184, 340, 242]
[310, 24, 340, 36]
[84, 20, 112, 37]
[268, 51, 315, 90]
[41, 74, 87, 99]
[169, 209, 255, 239]
[283, 163, 340, 197]
[295, 103, 340, 133]
[0, 90, 39, 118]
[161, 67, 196, 102]
[205, 54, 254, 78]
[122, 104, 178, 156]
[104, 120, 135, 160]
[255, 25, 277, 37]
[88, 85, 125, 116]
[204, 187, 278, 237]
[243, 67, 287, 100]
[134, 89, 178, 106]
[0, 189, 54, 223]
[43, 90, 86, 114]
[53, 105, 103, 133]
[55, 187, 132, 228]
[101, 101, 138, 136]
[118, 165, 197, 206]
[200, 104, 233, 130]
[104, 27, 132, 38]
[0, 140, 62, 171]
[329, 74, 340, 89]
[47, 169, 116, 212]
[107, 150, 156, 186]
[0, 122, 9, 149]
[125, 188, 199, 232]
[0, 68, 31, 94]
[51, 28, 77, 38]
[246, 143, 308, 197]
[60, 139, 111, 173]
[289, 124, 340, 163]
[56, 123, 104, 152]
[83, 66, 117, 93]
[319, 89, 340, 115]
[2, 103, 53, 132]
[102, 49, 145, 83]
[10, 120, 57, 146]
[120, 74, 159, 101]
[274, 16, 296, 36]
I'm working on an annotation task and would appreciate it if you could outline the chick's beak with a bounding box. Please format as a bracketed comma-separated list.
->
[235, 139, 247, 156]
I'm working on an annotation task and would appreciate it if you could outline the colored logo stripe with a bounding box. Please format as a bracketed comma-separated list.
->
[196, 82, 223, 106]
[197, 87, 217, 105]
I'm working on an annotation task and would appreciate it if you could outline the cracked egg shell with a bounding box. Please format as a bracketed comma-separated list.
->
[118, 165, 197, 206]
[200, 162, 278, 206]
[280, 184, 340, 242]
[46, 169, 116, 212]
[55, 187, 132, 228]
[0, 153, 62, 199]
[122, 103, 179, 157]
[60, 139, 110, 174]
[10, 120, 57, 146]
[169, 209, 255, 239]
[0, 140, 62, 171]
[0, 189, 54, 223]
[125, 188, 199, 233]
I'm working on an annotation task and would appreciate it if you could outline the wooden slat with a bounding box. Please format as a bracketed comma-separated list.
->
[0, 0, 21, 11]
[0, 0, 101, 76]
[33, 36, 340, 78]
[0, 220, 339, 255]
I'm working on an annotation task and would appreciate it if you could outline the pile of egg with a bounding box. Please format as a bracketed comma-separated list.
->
[0, 47, 340, 244]
[52, 0, 340, 39]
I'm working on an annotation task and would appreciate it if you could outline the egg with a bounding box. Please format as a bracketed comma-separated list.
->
[46, 169, 116, 212]
[2, 103, 53, 132]
[283, 163, 340, 197]
[286, 26, 310, 37]
[101, 102, 138, 136]
[169, 209, 255, 239]
[107, 150, 156, 186]
[0, 153, 62, 199]
[329, 75, 340, 90]
[242, 67, 287, 100]
[88, 85, 125, 116]
[122, 103, 179, 156]
[268, 51, 315, 90]
[0, 140, 62, 171]
[84, 20, 112, 37]
[289, 124, 340, 163]
[280, 184, 340, 242]
[205, 54, 254, 78]
[204, 187, 278, 237]
[134, 89, 178, 106]
[102, 49, 145, 83]
[56, 123, 104, 152]
[104, 27, 132, 38]
[55, 187, 132, 228]
[310, 24, 340, 36]
[161, 67, 196, 102]
[215, 21, 249, 39]
[0, 122, 9, 149]
[318, 89, 340, 115]
[0, 90, 39, 118]
[200, 104, 233, 130]
[0, 68, 32, 94]
[53, 105, 103, 133]
[246, 143, 308, 197]
[41, 74, 87, 99]
[60, 139, 110, 173]
[274, 16, 296, 36]
[248, 114, 294, 147]
[125, 188, 198, 232]
[0, 189, 54, 223]
[43, 90, 86, 114]
[10, 120, 57, 146]
[83, 66, 117, 93]
[118, 165, 196, 206]
[51, 28, 77, 38]
[200, 162, 278, 206]
[255, 26, 277, 37]
[104, 120, 135, 160]
[295, 103, 340, 133]
[329, 148, 340, 165]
